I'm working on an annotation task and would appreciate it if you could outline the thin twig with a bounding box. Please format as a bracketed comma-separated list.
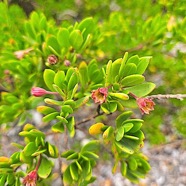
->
[35, 155, 42, 171]
[147, 139, 186, 153]
[75, 112, 104, 127]
[147, 94, 186, 101]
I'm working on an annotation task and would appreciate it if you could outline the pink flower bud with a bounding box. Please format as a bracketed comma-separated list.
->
[31, 87, 58, 97]
[14, 48, 33, 60]
[136, 97, 155, 114]
[47, 54, 58, 65]
[23, 170, 37, 186]
[64, 59, 71, 66]
[91, 87, 108, 104]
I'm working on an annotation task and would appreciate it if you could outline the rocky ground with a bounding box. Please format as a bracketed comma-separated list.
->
[92, 139, 186, 186]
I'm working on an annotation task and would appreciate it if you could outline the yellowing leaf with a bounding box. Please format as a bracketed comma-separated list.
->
[89, 123, 105, 135]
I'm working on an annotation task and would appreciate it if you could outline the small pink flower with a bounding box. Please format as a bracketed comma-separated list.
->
[31, 87, 58, 97]
[91, 87, 108, 104]
[23, 170, 37, 186]
[64, 59, 71, 66]
[47, 54, 58, 65]
[136, 97, 155, 114]
[14, 48, 33, 60]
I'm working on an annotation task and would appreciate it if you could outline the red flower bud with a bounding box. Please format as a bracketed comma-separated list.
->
[23, 170, 37, 186]
[91, 87, 108, 104]
[136, 97, 155, 114]
[31, 87, 58, 97]
[47, 54, 58, 65]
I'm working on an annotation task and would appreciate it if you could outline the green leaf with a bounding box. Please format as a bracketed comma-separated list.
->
[129, 123, 142, 133]
[19, 129, 45, 140]
[81, 140, 100, 153]
[123, 123, 134, 133]
[24, 22, 36, 39]
[32, 149, 47, 156]
[128, 157, 138, 171]
[65, 68, 75, 82]
[54, 71, 66, 90]
[137, 56, 151, 74]
[57, 28, 70, 49]
[66, 116, 75, 137]
[126, 169, 139, 183]
[44, 98, 62, 106]
[0, 175, 6, 186]
[115, 141, 134, 154]
[67, 71, 78, 91]
[121, 161, 127, 176]
[81, 151, 99, 160]
[43, 69, 55, 91]
[46, 36, 60, 54]
[125, 82, 156, 97]
[42, 112, 59, 122]
[37, 106, 56, 115]
[47, 142, 58, 158]
[116, 111, 133, 128]
[75, 160, 83, 172]
[20, 151, 32, 163]
[127, 55, 140, 65]
[79, 61, 88, 88]
[103, 126, 114, 139]
[139, 157, 151, 171]
[105, 60, 113, 86]
[122, 63, 137, 76]
[108, 101, 117, 112]
[30, 12, 40, 29]
[38, 157, 53, 179]
[35, 136, 45, 147]
[116, 126, 125, 141]
[7, 173, 15, 185]
[80, 34, 92, 51]
[112, 58, 122, 80]
[69, 29, 83, 50]
[81, 160, 92, 180]
[121, 74, 145, 87]
[52, 121, 64, 133]
[124, 134, 139, 141]
[119, 52, 128, 79]
[39, 15, 47, 30]
[53, 84, 66, 98]
[101, 103, 110, 114]
[64, 100, 76, 109]
[56, 116, 68, 124]
[66, 152, 79, 160]
[61, 105, 73, 115]
[61, 150, 76, 158]
[132, 130, 145, 141]
[63, 166, 73, 184]
[109, 93, 129, 101]
[75, 96, 89, 108]
[70, 162, 79, 181]
[22, 142, 38, 156]
[78, 17, 95, 39]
